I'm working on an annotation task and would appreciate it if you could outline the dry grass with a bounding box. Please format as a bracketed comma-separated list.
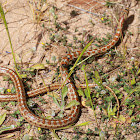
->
[0, 0, 139, 139]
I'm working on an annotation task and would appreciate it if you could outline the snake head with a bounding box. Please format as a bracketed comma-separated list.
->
[122, 8, 129, 19]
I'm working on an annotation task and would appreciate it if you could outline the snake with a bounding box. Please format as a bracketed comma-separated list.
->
[0, 9, 128, 129]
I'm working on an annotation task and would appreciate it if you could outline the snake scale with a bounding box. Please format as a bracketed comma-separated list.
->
[0, 9, 128, 129]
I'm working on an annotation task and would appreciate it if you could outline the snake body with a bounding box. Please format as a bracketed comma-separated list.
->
[0, 9, 128, 129]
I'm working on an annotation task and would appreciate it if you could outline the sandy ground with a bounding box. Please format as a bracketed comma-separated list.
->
[0, 0, 139, 139]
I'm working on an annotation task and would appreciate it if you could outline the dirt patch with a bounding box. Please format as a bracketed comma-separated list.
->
[0, 0, 139, 139]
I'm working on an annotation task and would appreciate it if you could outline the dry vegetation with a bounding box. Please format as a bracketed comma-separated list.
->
[0, 0, 139, 139]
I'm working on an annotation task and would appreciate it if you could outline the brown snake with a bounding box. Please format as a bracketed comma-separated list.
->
[0, 9, 129, 129]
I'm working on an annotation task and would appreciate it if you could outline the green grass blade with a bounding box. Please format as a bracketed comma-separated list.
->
[0, 3, 20, 77]
[0, 113, 6, 125]
[60, 39, 94, 89]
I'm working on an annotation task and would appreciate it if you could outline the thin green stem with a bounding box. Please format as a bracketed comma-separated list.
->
[82, 66, 99, 128]
[59, 39, 94, 90]
[0, 3, 20, 77]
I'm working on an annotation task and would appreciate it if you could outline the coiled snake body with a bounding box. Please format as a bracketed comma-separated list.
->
[0, 9, 128, 129]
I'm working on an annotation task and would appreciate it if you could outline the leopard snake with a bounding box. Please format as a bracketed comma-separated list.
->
[0, 9, 128, 129]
